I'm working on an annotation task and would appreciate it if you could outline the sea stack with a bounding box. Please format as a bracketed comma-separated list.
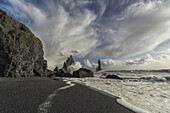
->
[62, 55, 75, 72]
[96, 59, 102, 71]
[0, 9, 47, 77]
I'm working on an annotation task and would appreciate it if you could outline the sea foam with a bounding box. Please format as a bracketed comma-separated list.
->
[65, 71, 170, 113]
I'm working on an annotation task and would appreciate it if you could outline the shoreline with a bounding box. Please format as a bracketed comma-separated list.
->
[64, 78, 148, 113]
[0, 76, 145, 112]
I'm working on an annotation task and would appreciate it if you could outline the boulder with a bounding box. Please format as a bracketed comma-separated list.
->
[55, 69, 72, 77]
[0, 9, 47, 77]
[106, 74, 123, 80]
[73, 68, 94, 78]
[102, 73, 107, 76]
[47, 69, 56, 78]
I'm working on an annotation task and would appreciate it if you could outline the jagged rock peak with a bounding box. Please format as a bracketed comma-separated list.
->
[62, 55, 75, 71]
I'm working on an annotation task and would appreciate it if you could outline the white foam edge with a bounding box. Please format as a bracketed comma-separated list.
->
[117, 98, 149, 113]
[66, 78, 149, 113]
[58, 79, 75, 90]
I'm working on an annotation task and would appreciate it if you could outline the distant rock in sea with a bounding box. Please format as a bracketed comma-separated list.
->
[96, 59, 102, 71]
[106, 74, 123, 80]
[0, 9, 47, 77]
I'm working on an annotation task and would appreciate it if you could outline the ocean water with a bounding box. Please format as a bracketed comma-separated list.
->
[65, 71, 170, 113]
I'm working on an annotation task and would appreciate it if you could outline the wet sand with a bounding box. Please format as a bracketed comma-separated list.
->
[0, 77, 134, 113]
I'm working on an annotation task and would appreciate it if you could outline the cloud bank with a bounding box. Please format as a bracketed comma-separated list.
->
[84, 53, 170, 70]
[1, 0, 170, 69]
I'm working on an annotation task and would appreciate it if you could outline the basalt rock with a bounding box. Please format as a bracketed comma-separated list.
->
[55, 69, 72, 77]
[106, 74, 123, 80]
[47, 69, 56, 78]
[73, 68, 94, 78]
[0, 9, 47, 77]
[62, 55, 74, 72]
[54, 66, 59, 72]
[96, 59, 102, 71]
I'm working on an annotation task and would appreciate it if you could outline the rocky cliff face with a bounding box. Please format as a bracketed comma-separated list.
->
[0, 9, 47, 77]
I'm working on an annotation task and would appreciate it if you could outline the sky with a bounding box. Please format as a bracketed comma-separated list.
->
[1, 0, 170, 70]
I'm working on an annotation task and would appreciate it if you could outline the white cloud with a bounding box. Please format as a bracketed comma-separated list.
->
[125, 54, 155, 66]
[1, 0, 170, 69]
[157, 54, 170, 60]
[84, 59, 93, 68]
[67, 62, 82, 74]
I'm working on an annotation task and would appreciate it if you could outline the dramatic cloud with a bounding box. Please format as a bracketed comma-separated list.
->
[1, 0, 170, 69]
[91, 0, 170, 58]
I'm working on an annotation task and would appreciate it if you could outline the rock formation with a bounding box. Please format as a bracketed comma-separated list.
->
[54, 66, 59, 72]
[96, 59, 102, 71]
[46, 69, 57, 78]
[62, 55, 74, 72]
[52, 55, 75, 77]
[106, 74, 123, 80]
[73, 68, 94, 78]
[53, 56, 93, 78]
[55, 69, 72, 77]
[0, 9, 47, 77]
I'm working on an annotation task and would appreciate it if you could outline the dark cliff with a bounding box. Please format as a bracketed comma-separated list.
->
[0, 9, 47, 77]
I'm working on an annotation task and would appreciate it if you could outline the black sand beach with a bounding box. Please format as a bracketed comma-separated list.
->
[0, 77, 134, 113]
